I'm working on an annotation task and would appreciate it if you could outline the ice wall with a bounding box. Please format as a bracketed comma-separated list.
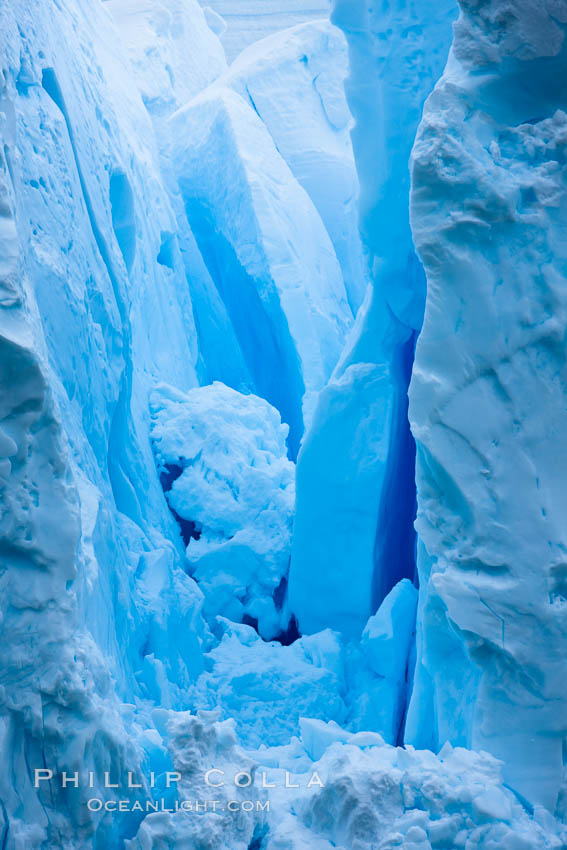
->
[407, 0, 567, 812]
[113, 7, 358, 455]
[289, 0, 456, 637]
[106, 0, 256, 399]
[0, 0, 215, 842]
[0, 0, 360, 841]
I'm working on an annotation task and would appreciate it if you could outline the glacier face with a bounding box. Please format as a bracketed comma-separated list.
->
[1, 0, 567, 846]
[407, 0, 567, 812]
[116, 8, 360, 456]
[0, 0, 216, 844]
[223, 20, 369, 315]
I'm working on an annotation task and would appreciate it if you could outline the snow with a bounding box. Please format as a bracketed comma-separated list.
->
[108, 0, 227, 120]
[407, 0, 567, 812]
[125, 711, 260, 850]
[256, 731, 566, 850]
[126, 669, 567, 848]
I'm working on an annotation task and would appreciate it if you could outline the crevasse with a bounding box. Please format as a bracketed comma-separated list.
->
[288, 0, 456, 638]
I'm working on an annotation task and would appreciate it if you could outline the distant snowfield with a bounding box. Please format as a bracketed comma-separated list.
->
[200, 0, 332, 60]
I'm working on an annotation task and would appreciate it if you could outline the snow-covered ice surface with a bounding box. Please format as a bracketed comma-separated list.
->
[259, 733, 567, 850]
[109, 0, 227, 118]
[126, 712, 567, 850]
[407, 0, 567, 813]
[1, 0, 567, 846]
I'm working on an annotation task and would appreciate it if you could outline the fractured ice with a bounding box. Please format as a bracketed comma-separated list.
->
[1, 0, 566, 846]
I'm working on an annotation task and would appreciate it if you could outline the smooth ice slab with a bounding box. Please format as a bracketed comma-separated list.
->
[224, 20, 368, 313]
[290, 360, 397, 637]
[168, 87, 352, 455]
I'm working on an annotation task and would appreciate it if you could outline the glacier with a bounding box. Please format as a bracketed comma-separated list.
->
[1, 0, 567, 846]
[406, 0, 567, 814]
[223, 20, 369, 314]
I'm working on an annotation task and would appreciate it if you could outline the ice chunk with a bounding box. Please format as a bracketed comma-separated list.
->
[261, 736, 565, 850]
[362, 578, 418, 680]
[290, 361, 397, 637]
[298, 718, 350, 762]
[330, 580, 419, 744]
[472, 788, 513, 823]
[126, 711, 260, 849]
[193, 620, 347, 747]
[151, 382, 295, 639]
